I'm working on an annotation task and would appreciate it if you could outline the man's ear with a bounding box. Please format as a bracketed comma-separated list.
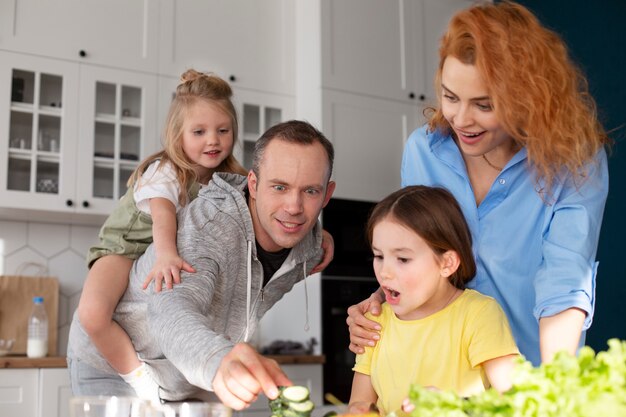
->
[322, 181, 336, 208]
[247, 170, 258, 199]
[440, 250, 461, 278]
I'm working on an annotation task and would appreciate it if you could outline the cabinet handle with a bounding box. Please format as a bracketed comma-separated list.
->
[79, 50, 87, 58]
[82, 201, 90, 208]
[66, 199, 74, 207]
[229, 75, 236, 82]
[419, 94, 426, 101]
[409, 92, 415, 99]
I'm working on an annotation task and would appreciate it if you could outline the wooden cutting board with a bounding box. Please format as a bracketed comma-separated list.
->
[0, 275, 59, 356]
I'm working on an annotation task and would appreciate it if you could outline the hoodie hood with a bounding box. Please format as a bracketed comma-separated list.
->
[196, 172, 323, 341]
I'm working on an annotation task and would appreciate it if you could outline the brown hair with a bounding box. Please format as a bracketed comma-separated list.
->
[366, 186, 476, 289]
[428, 1, 608, 194]
[252, 120, 335, 181]
[128, 69, 246, 205]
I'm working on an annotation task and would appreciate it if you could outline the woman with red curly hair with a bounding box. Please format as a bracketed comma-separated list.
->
[347, 1, 609, 366]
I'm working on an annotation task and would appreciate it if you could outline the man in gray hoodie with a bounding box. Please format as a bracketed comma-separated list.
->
[67, 120, 336, 409]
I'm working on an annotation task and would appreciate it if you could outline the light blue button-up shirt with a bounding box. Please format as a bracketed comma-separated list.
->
[401, 126, 608, 365]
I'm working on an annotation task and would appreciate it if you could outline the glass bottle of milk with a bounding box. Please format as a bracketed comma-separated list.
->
[27, 296, 48, 358]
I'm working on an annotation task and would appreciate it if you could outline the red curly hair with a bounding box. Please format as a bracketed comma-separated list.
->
[428, 1, 608, 192]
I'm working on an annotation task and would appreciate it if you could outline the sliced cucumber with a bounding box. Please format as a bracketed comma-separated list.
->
[289, 400, 314, 413]
[269, 386, 315, 417]
[283, 409, 307, 417]
[282, 386, 310, 403]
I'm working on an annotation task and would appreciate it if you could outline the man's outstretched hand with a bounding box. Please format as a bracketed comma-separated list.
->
[213, 343, 292, 410]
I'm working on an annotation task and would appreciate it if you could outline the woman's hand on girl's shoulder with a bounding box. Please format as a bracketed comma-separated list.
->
[347, 290, 384, 354]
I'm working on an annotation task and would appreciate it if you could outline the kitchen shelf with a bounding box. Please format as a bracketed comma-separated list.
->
[265, 355, 325, 364]
[1, 356, 67, 369]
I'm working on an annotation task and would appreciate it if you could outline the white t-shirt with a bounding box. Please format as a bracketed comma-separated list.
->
[133, 160, 182, 215]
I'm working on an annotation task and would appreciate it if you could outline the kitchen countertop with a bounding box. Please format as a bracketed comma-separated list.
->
[267, 354, 325, 364]
[1, 356, 67, 368]
[1, 354, 325, 369]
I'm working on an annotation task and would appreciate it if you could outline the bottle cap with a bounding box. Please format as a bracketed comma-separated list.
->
[33, 296, 44, 304]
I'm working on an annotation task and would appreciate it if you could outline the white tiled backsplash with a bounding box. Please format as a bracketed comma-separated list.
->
[0, 219, 100, 356]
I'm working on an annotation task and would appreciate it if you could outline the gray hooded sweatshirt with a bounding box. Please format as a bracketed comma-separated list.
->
[67, 172, 323, 401]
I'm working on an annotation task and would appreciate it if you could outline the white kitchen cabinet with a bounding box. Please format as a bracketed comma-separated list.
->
[75, 65, 158, 215]
[39, 368, 72, 417]
[233, 88, 295, 170]
[421, 0, 476, 104]
[0, 51, 159, 223]
[0, 52, 80, 218]
[321, 0, 472, 105]
[0, 0, 159, 74]
[294, 0, 470, 203]
[234, 363, 323, 417]
[322, 90, 421, 202]
[321, 0, 424, 104]
[158, 0, 296, 96]
[0, 367, 70, 417]
[0, 369, 39, 416]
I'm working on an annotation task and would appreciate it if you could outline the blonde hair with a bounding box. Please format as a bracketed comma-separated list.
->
[128, 69, 246, 205]
[428, 1, 608, 193]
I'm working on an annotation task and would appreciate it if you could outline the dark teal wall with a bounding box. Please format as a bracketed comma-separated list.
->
[501, 1, 626, 350]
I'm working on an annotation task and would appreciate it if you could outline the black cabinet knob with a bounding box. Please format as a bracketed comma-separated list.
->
[419, 94, 426, 101]
[82, 201, 90, 208]
[409, 92, 415, 99]
[79, 50, 87, 58]
[66, 199, 74, 207]
[229, 75, 236, 82]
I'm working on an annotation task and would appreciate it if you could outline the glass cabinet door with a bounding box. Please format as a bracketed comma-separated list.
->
[0, 51, 79, 212]
[232, 89, 294, 171]
[76, 65, 157, 214]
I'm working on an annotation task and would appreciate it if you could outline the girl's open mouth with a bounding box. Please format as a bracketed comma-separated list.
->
[384, 286, 401, 304]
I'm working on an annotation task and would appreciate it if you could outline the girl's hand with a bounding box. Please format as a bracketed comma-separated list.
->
[346, 290, 384, 354]
[401, 398, 415, 413]
[142, 252, 195, 291]
[400, 386, 440, 413]
[310, 229, 334, 274]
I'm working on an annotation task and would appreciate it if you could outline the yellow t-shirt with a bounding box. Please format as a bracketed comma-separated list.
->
[353, 289, 519, 415]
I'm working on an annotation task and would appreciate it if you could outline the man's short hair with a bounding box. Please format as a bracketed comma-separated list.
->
[252, 120, 334, 180]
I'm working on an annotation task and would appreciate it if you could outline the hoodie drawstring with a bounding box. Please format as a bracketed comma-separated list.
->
[244, 240, 252, 342]
[303, 261, 310, 332]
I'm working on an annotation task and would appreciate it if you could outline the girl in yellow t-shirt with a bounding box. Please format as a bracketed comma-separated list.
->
[349, 186, 519, 415]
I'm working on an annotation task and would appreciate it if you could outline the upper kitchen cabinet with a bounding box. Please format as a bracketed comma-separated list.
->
[0, 52, 80, 217]
[75, 66, 158, 216]
[0, 0, 159, 73]
[322, 89, 421, 202]
[421, 0, 476, 103]
[234, 88, 295, 170]
[0, 51, 158, 223]
[158, 0, 296, 96]
[321, 0, 472, 105]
